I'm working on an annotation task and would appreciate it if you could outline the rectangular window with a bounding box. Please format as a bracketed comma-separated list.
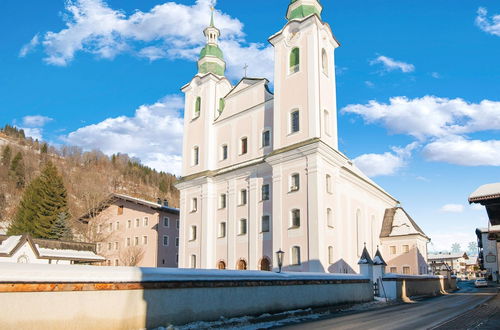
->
[403, 266, 411, 275]
[127, 220, 131, 229]
[114, 242, 118, 250]
[164, 217, 170, 227]
[219, 194, 227, 209]
[193, 146, 199, 166]
[327, 208, 334, 228]
[176, 220, 180, 230]
[219, 222, 226, 238]
[291, 246, 301, 265]
[97, 243, 101, 252]
[390, 267, 397, 273]
[291, 209, 301, 228]
[290, 174, 300, 192]
[324, 110, 331, 136]
[403, 245, 410, 253]
[241, 137, 248, 155]
[240, 189, 247, 206]
[390, 246, 397, 255]
[114, 259, 119, 266]
[191, 198, 198, 212]
[126, 238, 131, 247]
[326, 174, 332, 194]
[143, 236, 148, 245]
[239, 219, 247, 235]
[262, 184, 270, 201]
[115, 221, 120, 231]
[328, 246, 334, 264]
[135, 219, 140, 228]
[134, 237, 139, 246]
[175, 237, 179, 247]
[108, 242, 112, 251]
[221, 145, 228, 160]
[191, 255, 197, 269]
[291, 111, 300, 133]
[190, 226, 197, 241]
[117, 205, 124, 215]
[144, 217, 149, 227]
[262, 215, 270, 233]
[109, 223, 113, 232]
[97, 224, 102, 234]
[163, 235, 169, 246]
[262, 130, 271, 147]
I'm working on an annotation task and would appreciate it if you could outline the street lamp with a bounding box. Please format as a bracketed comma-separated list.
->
[276, 249, 285, 273]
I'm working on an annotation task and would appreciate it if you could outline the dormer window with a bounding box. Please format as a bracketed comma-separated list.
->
[289, 48, 300, 74]
[194, 97, 201, 119]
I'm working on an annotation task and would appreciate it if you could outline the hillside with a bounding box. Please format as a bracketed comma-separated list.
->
[0, 125, 180, 237]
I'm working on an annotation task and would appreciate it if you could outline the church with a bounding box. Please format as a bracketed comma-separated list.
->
[176, 0, 429, 274]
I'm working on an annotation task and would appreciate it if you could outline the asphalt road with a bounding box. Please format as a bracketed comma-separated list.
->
[280, 281, 499, 330]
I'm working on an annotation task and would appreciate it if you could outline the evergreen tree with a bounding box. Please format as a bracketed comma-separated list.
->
[8, 161, 71, 239]
[1, 145, 12, 167]
[9, 152, 25, 188]
[41, 143, 48, 154]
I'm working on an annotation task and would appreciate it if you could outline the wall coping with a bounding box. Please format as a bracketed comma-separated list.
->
[382, 274, 450, 281]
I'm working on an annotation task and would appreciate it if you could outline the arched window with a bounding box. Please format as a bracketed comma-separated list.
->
[327, 208, 334, 228]
[260, 257, 271, 271]
[190, 255, 197, 268]
[291, 246, 301, 265]
[328, 246, 334, 264]
[237, 259, 247, 270]
[217, 260, 226, 270]
[194, 97, 201, 118]
[322, 49, 328, 76]
[324, 110, 331, 136]
[290, 48, 300, 74]
[218, 98, 225, 114]
[356, 209, 362, 257]
[326, 174, 332, 193]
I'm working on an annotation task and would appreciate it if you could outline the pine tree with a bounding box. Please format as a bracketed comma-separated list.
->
[9, 152, 25, 188]
[1, 145, 12, 167]
[41, 143, 48, 154]
[8, 161, 71, 239]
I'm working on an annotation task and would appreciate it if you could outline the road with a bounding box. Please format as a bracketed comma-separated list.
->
[280, 281, 499, 330]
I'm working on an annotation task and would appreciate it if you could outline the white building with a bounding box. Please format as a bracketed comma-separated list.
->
[176, 1, 427, 273]
[476, 225, 500, 282]
[0, 234, 104, 265]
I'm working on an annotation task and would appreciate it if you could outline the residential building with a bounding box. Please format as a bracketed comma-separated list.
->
[176, 1, 427, 273]
[476, 225, 500, 282]
[465, 256, 480, 279]
[380, 207, 430, 275]
[0, 234, 104, 264]
[428, 252, 469, 276]
[79, 194, 180, 267]
[469, 183, 500, 226]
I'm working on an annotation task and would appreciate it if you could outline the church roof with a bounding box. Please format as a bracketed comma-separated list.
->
[358, 245, 374, 265]
[380, 207, 429, 240]
[199, 44, 224, 61]
[373, 248, 387, 266]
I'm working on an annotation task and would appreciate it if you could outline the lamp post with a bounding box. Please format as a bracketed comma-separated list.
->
[276, 249, 285, 273]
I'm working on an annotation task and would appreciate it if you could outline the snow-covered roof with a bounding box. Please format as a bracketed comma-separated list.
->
[0, 263, 370, 283]
[465, 256, 478, 265]
[358, 246, 374, 265]
[476, 225, 500, 233]
[380, 207, 429, 239]
[469, 183, 500, 202]
[0, 234, 104, 262]
[428, 252, 468, 260]
[373, 248, 387, 266]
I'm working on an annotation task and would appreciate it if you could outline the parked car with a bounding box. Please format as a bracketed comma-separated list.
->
[475, 278, 488, 287]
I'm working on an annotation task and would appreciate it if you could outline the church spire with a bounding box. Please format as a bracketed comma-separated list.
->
[286, 0, 323, 21]
[198, 7, 226, 76]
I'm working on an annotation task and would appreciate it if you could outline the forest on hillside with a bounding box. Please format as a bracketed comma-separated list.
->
[0, 125, 180, 240]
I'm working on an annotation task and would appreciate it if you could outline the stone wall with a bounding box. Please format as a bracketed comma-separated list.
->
[381, 274, 457, 301]
[0, 263, 373, 329]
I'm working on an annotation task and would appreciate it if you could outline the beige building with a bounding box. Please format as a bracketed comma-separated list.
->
[176, 1, 428, 273]
[428, 252, 469, 276]
[79, 194, 180, 267]
[380, 207, 430, 275]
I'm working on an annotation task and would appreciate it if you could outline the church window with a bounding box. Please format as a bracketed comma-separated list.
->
[290, 209, 301, 228]
[221, 145, 228, 160]
[239, 219, 248, 235]
[328, 246, 334, 264]
[190, 226, 197, 241]
[262, 184, 270, 201]
[262, 130, 271, 147]
[219, 194, 227, 209]
[262, 215, 270, 233]
[240, 137, 248, 155]
[240, 189, 247, 206]
[356, 209, 362, 256]
[218, 98, 225, 114]
[290, 173, 300, 192]
[194, 97, 201, 118]
[219, 222, 226, 238]
[191, 198, 198, 212]
[324, 110, 331, 136]
[291, 246, 301, 265]
[190, 255, 197, 268]
[326, 174, 332, 193]
[192, 146, 199, 166]
[290, 110, 300, 133]
[290, 48, 300, 74]
[322, 49, 328, 76]
[327, 208, 334, 228]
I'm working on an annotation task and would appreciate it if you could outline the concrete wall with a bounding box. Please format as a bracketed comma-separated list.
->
[381, 274, 458, 301]
[0, 264, 373, 329]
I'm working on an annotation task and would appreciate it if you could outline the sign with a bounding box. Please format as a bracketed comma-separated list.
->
[485, 254, 497, 263]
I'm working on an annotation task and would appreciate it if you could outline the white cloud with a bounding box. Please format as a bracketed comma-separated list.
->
[20, 128, 43, 141]
[27, 0, 273, 80]
[342, 96, 500, 140]
[476, 7, 500, 37]
[63, 95, 184, 174]
[364, 81, 375, 88]
[440, 204, 465, 213]
[431, 72, 441, 79]
[370, 55, 415, 73]
[19, 34, 40, 57]
[353, 142, 418, 177]
[423, 136, 500, 166]
[22, 115, 53, 127]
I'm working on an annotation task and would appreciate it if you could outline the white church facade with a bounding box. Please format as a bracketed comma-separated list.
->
[176, 0, 428, 273]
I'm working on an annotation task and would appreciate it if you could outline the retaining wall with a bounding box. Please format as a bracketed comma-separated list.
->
[381, 274, 458, 301]
[0, 263, 373, 329]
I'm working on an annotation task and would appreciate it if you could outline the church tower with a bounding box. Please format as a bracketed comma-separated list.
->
[269, 0, 340, 150]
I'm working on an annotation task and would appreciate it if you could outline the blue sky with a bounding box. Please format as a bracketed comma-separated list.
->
[1, 0, 500, 252]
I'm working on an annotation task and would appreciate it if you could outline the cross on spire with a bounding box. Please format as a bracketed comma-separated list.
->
[243, 64, 249, 77]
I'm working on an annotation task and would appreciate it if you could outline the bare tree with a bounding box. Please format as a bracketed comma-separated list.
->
[119, 246, 146, 266]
